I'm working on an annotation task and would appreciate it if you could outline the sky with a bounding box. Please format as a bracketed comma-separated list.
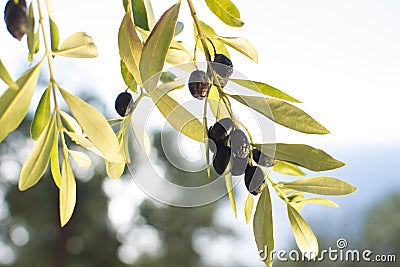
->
[1, 0, 400, 266]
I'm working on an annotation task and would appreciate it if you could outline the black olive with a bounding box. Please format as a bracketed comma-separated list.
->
[231, 155, 249, 176]
[212, 145, 232, 175]
[244, 165, 266, 195]
[188, 70, 210, 100]
[115, 92, 133, 117]
[230, 129, 250, 158]
[252, 149, 275, 167]
[208, 118, 234, 143]
[4, 0, 28, 41]
[206, 54, 233, 88]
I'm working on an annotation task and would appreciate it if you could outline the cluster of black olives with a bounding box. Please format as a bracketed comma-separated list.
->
[4, 0, 28, 41]
[188, 53, 233, 100]
[115, 91, 133, 117]
[208, 117, 274, 195]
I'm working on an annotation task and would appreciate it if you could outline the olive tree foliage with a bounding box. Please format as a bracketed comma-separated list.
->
[0, 0, 357, 265]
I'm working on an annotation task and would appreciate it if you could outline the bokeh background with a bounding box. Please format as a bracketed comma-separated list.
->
[0, 0, 399, 266]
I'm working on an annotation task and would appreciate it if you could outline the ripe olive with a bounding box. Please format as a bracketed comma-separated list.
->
[188, 70, 210, 100]
[231, 155, 249, 176]
[230, 129, 250, 158]
[115, 92, 133, 117]
[208, 118, 234, 143]
[206, 54, 233, 88]
[252, 149, 275, 167]
[212, 145, 232, 175]
[4, 0, 28, 41]
[244, 165, 266, 195]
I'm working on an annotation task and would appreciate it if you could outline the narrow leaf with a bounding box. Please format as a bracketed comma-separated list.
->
[144, 0, 155, 29]
[55, 32, 98, 58]
[230, 95, 329, 134]
[31, 87, 51, 140]
[19, 115, 56, 191]
[297, 198, 339, 208]
[244, 193, 253, 224]
[225, 172, 237, 217]
[231, 79, 301, 103]
[27, 2, 35, 60]
[50, 18, 60, 51]
[287, 204, 319, 259]
[119, 10, 143, 85]
[254, 143, 345, 172]
[120, 60, 137, 93]
[211, 36, 257, 62]
[195, 21, 229, 57]
[283, 176, 357, 196]
[106, 160, 126, 179]
[132, 122, 151, 154]
[60, 88, 124, 163]
[0, 61, 42, 142]
[140, 1, 180, 92]
[50, 133, 61, 188]
[273, 161, 306, 176]
[69, 150, 92, 168]
[132, 0, 149, 30]
[205, 0, 244, 27]
[60, 158, 76, 227]
[0, 59, 17, 89]
[64, 131, 104, 159]
[207, 85, 230, 120]
[253, 185, 274, 267]
[60, 111, 83, 135]
[150, 85, 204, 142]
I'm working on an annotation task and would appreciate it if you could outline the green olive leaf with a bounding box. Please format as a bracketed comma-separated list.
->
[0, 59, 18, 90]
[295, 198, 339, 208]
[27, 2, 36, 61]
[253, 185, 274, 267]
[60, 88, 124, 163]
[31, 87, 51, 140]
[207, 85, 230, 120]
[131, 0, 149, 30]
[244, 193, 253, 224]
[254, 143, 345, 172]
[273, 161, 306, 176]
[60, 110, 83, 135]
[282, 176, 357, 196]
[119, 8, 143, 86]
[49, 18, 60, 52]
[140, 1, 180, 92]
[195, 21, 229, 58]
[64, 130, 104, 159]
[210, 36, 257, 62]
[54, 32, 98, 58]
[230, 95, 329, 134]
[231, 79, 301, 103]
[69, 150, 92, 168]
[120, 60, 137, 93]
[287, 204, 319, 259]
[0, 61, 42, 142]
[225, 172, 237, 217]
[143, 0, 155, 29]
[60, 157, 76, 227]
[205, 0, 244, 27]
[106, 160, 126, 179]
[19, 115, 56, 191]
[50, 132, 61, 188]
[132, 122, 151, 155]
[150, 83, 204, 142]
